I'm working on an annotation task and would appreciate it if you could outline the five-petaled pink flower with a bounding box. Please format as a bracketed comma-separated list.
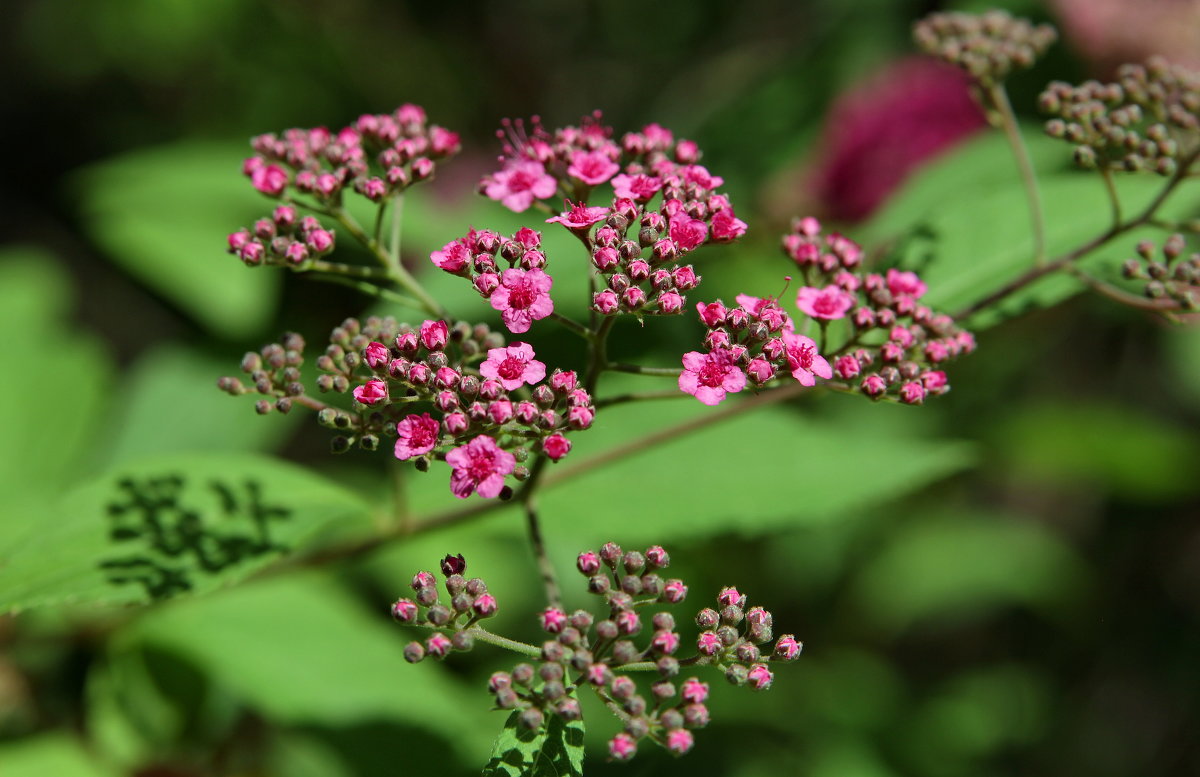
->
[546, 201, 610, 230]
[430, 238, 470, 273]
[679, 348, 746, 406]
[795, 285, 855, 320]
[489, 268, 554, 333]
[480, 342, 547, 390]
[710, 208, 748, 241]
[445, 435, 516, 499]
[567, 149, 619, 186]
[669, 215, 709, 252]
[394, 413, 439, 460]
[782, 332, 833, 386]
[484, 159, 557, 212]
[611, 173, 663, 201]
[353, 379, 387, 405]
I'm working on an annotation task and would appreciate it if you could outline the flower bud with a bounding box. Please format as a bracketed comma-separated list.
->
[403, 641, 425, 663]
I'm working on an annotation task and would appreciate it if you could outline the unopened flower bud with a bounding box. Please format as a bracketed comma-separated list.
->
[518, 707, 544, 730]
[403, 641, 425, 663]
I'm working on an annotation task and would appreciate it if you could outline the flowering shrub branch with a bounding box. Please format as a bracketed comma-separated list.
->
[212, 9, 1200, 769]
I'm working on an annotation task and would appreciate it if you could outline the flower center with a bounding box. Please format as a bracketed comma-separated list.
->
[507, 281, 536, 309]
[698, 358, 727, 388]
[497, 356, 526, 380]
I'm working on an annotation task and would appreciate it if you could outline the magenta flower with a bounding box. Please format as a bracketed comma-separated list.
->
[774, 634, 804, 661]
[679, 348, 746, 406]
[541, 607, 567, 633]
[899, 381, 927, 404]
[609, 733, 637, 762]
[782, 332, 833, 386]
[480, 342, 547, 391]
[445, 435, 516, 499]
[666, 729, 694, 755]
[353, 379, 387, 405]
[747, 663, 774, 690]
[717, 586, 743, 607]
[834, 355, 861, 379]
[391, 598, 418, 622]
[543, 433, 572, 461]
[662, 578, 688, 603]
[669, 215, 709, 252]
[489, 268, 554, 334]
[697, 631, 722, 655]
[681, 677, 709, 704]
[364, 341, 390, 369]
[611, 173, 663, 201]
[711, 208, 748, 241]
[473, 593, 498, 617]
[567, 149, 619, 186]
[795, 284, 855, 320]
[250, 163, 288, 197]
[680, 164, 724, 190]
[546, 201, 609, 230]
[430, 238, 470, 273]
[886, 268, 928, 300]
[420, 319, 449, 350]
[394, 413, 440, 460]
[484, 159, 557, 212]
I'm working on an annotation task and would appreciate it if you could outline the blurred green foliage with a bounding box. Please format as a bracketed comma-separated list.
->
[2, 0, 1199, 775]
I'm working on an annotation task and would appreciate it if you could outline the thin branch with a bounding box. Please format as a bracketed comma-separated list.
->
[548, 311, 594, 342]
[985, 83, 1047, 266]
[305, 272, 425, 311]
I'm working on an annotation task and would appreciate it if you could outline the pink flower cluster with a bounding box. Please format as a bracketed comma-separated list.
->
[681, 293, 833, 405]
[781, 217, 974, 404]
[429, 227, 554, 334]
[478, 113, 747, 319]
[226, 205, 336, 268]
[315, 315, 594, 499]
[392, 556, 498, 664]
[243, 104, 459, 204]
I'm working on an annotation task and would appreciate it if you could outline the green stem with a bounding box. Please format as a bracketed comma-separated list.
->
[307, 259, 393, 279]
[1065, 266, 1182, 316]
[305, 273, 425, 311]
[1099, 167, 1123, 226]
[390, 193, 405, 268]
[548, 312, 594, 342]
[986, 82, 1047, 266]
[585, 317, 617, 394]
[466, 626, 541, 658]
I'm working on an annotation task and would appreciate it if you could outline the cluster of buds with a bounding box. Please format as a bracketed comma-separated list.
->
[1042, 58, 1200, 175]
[475, 542, 802, 762]
[913, 9, 1057, 86]
[391, 554, 498, 663]
[1122, 234, 1200, 310]
[217, 332, 306, 415]
[429, 226, 554, 334]
[478, 113, 746, 319]
[226, 205, 335, 268]
[313, 315, 593, 497]
[682, 218, 973, 406]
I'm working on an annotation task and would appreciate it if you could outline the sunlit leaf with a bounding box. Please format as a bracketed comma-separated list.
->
[482, 710, 585, 777]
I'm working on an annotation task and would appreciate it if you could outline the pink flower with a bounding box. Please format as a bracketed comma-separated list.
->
[426, 632, 452, 659]
[697, 631, 722, 655]
[652, 630, 680, 654]
[609, 733, 637, 761]
[696, 301, 728, 327]
[546, 201, 609, 230]
[578, 551, 601, 575]
[662, 578, 688, 603]
[681, 677, 709, 704]
[420, 319, 449, 350]
[782, 332, 833, 386]
[411, 570, 436, 589]
[657, 290, 683, 314]
[773, 634, 803, 661]
[429, 126, 460, 155]
[480, 342, 547, 390]
[489, 268, 554, 334]
[364, 341, 390, 369]
[611, 173, 663, 201]
[921, 370, 948, 391]
[899, 381, 927, 404]
[669, 215, 709, 252]
[861, 374, 887, 397]
[473, 593, 498, 617]
[430, 239, 470, 273]
[834, 355, 861, 379]
[484, 159, 557, 212]
[796, 285, 855, 320]
[353, 379, 388, 405]
[593, 289, 619, 314]
[391, 598, 418, 622]
[445, 435, 516, 499]
[394, 413, 439, 460]
[747, 357, 775, 383]
[666, 729, 694, 755]
[679, 349, 746, 406]
[543, 433, 572, 461]
[886, 268, 927, 300]
[250, 163, 288, 197]
[747, 663, 774, 690]
[717, 586, 743, 607]
[710, 208, 748, 242]
[567, 149, 619, 186]
[541, 607, 567, 633]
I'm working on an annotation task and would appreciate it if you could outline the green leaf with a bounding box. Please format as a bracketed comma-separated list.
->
[0, 734, 120, 777]
[96, 345, 299, 469]
[0, 452, 373, 613]
[73, 141, 279, 340]
[851, 512, 1089, 634]
[482, 710, 585, 777]
[124, 571, 492, 748]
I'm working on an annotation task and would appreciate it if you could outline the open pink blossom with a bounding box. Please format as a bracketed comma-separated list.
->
[611, 173, 663, 201]
[782, 332, 833, 386]
[796, 285, 855, 320]
[445, 435, 516, 499]
[711, 208, 747, 241]
[430, 238, 470, 273]
[680, 164, 723, 190]
[480, 342, 546, 390]
[394, 413, 439, 460]
[484, 159, 557, 212]
[679, 348, 746, 406]
[489, 268, 554, 333]
[567, 149, 619, 186]
[669, 215, 709, 252]
[546, 201, 609, 230]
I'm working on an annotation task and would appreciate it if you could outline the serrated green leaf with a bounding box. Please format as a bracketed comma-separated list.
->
[0, 452, 373, 613]
[73, 141, 279, 340]
[482, 710, 585, 777]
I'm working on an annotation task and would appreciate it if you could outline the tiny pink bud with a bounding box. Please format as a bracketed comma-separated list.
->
[426, 632, 452, 659]
[717, 586, 743, 607]
[543, 433, 572, 461]
[899, 381, 927, 405]
[652, 630, 680, 654]
[697, 631, 722, 655]
[608, 733, 637, 761]
[306, 228, 335, 254]
[353, 379, 387, 405]
[621, 286, 646, 310]
[593, 289, 620, 315]
[577, 551, 601, 575]
[834, 354, 861, 379]
[550, 370, 578, 393]
[391, 598, 418, 622]
[473, 593, 498, 617]
[541, 607, 567, 634]
[665, 728, 694, 755]
[443, 412, 469, 435]
[861, 374, 887, 397]
[227, 230, 251, 251]
[616, 610, 641, 635]
[657, 290, 683, 314]
[773, 634, 803, 661]
[420, 319, 449, 350]
[681, 677, 709, 704]
[364, 341, 390, 369]
[487, 399, 515, 425]
[567, 405, 595, 430]
[645, 546, 669, 568]
[661, 578, 688, 603]
[747, 663, 774, 690]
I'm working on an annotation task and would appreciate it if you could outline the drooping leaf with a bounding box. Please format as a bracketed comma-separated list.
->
[0, 452, 373, 613]
[73, 141, 279, 340]
[482, 710, 585, 777]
